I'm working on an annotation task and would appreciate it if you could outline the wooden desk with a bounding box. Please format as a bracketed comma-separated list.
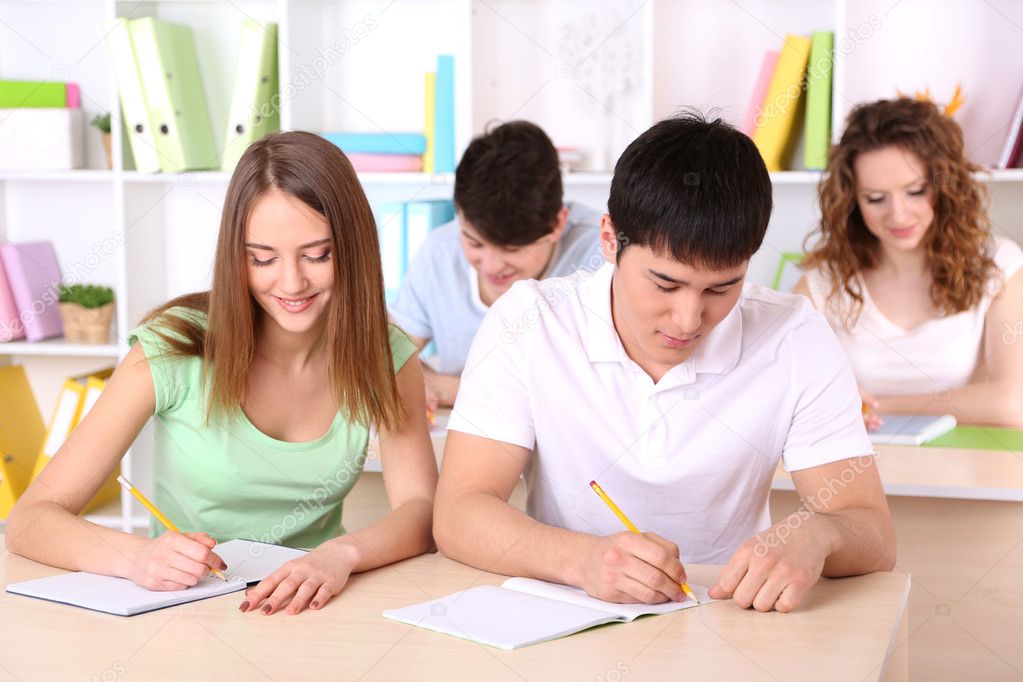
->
[0, 536, 909, 681]
[772, 444, 1023, 502]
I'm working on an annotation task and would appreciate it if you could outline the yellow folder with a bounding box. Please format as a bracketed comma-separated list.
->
[752, 34, 812, 171]
[423, 71, 436, 174]
[0, 366, 46, 519]
[221, 20, 280, 171]
[31, 368, 119, 514]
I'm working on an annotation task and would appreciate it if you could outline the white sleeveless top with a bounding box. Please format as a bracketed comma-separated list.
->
[803, 236, 1023, 396]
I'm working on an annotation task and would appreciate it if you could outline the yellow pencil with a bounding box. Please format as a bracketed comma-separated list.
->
[589, 480, 700, 604]
[116, 475, 227, 581]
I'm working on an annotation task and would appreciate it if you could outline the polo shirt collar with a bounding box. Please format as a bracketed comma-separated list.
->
[579, 261, 744, 377]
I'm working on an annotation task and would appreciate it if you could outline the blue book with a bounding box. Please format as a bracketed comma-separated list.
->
[321, 132, 426, 155]
[434, 55, 456, 172]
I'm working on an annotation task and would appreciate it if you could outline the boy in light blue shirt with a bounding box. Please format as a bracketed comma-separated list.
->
[389, 121, 603, 406]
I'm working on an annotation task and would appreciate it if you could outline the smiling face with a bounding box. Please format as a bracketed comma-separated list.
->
[459, 208, 566, 305]
[600, 217, 746, 382]
[245, 188, 334, 337]
[853, 145, 936, 256]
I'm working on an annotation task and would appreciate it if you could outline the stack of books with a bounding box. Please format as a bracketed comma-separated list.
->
[372, 199, 455, 301]
[0, 241, 63, 343]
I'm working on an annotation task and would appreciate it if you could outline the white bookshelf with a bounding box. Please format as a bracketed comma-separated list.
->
[1, 0, 1022, 531]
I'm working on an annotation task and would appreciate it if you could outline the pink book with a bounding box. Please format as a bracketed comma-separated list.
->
[65, 82, 80, 109]
[743, 51, 780, 137]
[0, 242, 64, 342]
[0, 255, 26, 342]
[347, 153, 424, 172]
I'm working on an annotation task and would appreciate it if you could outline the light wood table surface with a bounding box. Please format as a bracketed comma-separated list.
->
[0, 534, 909, 682]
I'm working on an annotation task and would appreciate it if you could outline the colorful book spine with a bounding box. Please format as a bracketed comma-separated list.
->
[423, 71, 437, 173]
[0, 80, 66, 108]
[752, 34, 812, 172]
[434, 55, 456, 172]
[65, 83, 80, 109]
[743, 51, 779, 137]
[347, 153, 424, 172]
[0, 242, 63, 342]
[321, 132, 427, 155]
[803, 31, 834, 170]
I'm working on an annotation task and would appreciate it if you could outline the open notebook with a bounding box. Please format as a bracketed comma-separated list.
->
[383, 577, 712, 650]
[6, 539, 306, 616]
[869, 414, 957, 446]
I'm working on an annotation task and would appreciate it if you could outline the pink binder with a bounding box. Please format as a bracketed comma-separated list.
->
[0, 255, 26, 342]
[347, 153, 424, 172]
[743, 51, 780, 137]
[0, 242, 64, 342]
[65, 82, 80, 109]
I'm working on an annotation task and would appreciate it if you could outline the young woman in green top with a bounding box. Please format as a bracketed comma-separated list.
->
[8, 132, 438, 615]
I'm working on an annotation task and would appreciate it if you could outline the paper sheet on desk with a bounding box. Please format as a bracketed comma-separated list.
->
[6, 539, 306, 616]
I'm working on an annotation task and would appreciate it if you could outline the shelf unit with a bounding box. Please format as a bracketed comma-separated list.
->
[1, 0, 1022, 532]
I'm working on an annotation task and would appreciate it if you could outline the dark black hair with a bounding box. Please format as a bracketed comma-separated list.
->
[607, 112, 772, 267]
[453, 120, 563, 246]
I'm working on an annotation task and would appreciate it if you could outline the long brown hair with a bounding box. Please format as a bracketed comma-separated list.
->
[140, 131, 402, 430]
[803, 98, 997, 326]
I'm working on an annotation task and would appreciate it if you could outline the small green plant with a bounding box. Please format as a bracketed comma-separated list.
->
[59, 283, 114, 309]
[90, 112, 111, 134]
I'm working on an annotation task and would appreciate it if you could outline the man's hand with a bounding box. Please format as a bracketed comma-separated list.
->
[709, 512, 835, 612]
[574, 531, 688, 604]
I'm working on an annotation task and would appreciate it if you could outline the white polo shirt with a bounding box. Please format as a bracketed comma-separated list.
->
[448, 262, 872, 564]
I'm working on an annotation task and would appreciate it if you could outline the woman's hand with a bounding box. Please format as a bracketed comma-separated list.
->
[129, 531, 227, 591]
[239, 541, 359, 615]
[860, 387, 883, 432]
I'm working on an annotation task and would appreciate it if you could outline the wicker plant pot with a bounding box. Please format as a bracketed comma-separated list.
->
[59, 301, 114, 344]
[101, 132, 113, 170]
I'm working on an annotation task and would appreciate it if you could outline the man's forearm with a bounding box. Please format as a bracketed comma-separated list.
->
[814, 507, 896, 577]
[435, 491, 595, 585]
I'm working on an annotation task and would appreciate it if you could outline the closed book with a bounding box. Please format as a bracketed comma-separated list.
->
[423, 71, 436, 173]
[0, 80, 66, 108]
[321, 132, 426, 155]
[996, 84, 1023, 169]
[347, 153, 423, 172]
[0, 242, 63, 342]
[130, 18, 217, 172]
[434, 55, 456, 172]
[65, 83, 80, 109]
[869, 414, 957, 447]
[742, 51, 779, 137]
[752, 34, 812, 171]
[803, 31, 833, 170]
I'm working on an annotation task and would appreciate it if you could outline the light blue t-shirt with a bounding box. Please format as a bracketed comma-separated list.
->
[389, 201, 603, 374]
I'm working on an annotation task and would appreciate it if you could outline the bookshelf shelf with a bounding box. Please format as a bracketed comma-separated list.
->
[1, 0, 1022, 535]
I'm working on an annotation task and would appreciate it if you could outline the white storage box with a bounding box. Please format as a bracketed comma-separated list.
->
[0, 108, 84, 170]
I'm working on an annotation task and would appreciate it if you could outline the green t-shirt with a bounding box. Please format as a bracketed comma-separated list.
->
[128, 307, 416, 548]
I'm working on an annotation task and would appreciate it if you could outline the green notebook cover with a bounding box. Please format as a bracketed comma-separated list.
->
[129, 18, 216, 172]
[0, 80, 66, 108]
[925, 426, 1023, 451]
[803, 31, 833, 170]
[221, 20, 279, 171]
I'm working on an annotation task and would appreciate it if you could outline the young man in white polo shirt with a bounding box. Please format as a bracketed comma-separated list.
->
[434, 115, 896, 613]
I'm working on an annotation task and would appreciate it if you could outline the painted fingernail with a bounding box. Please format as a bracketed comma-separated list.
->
[311, 601, 319, 609]
[262, 604, 272, 615]
[239, 601, 250, 612]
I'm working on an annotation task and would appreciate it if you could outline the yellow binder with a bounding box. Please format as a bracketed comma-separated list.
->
[0, 366, 46, 519]
[752, 34, 812, 171]
[32, 367, 119, 513]
[423, 71, 436, 174]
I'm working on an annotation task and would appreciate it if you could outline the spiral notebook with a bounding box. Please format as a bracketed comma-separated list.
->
[383, 577, 712, 650]
[6, 539, 305, 616]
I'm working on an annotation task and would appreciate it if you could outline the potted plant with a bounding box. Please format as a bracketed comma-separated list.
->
[91, 113, 112, 170]
[58, 283, 115, 344]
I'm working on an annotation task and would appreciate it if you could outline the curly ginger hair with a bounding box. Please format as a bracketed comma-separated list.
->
[802, 98, 997, 327]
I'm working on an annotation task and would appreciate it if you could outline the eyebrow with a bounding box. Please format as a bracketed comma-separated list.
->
[859, 177, 927, 193]
[648, 269, 744, 288]
[245, 238, 331, 251]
